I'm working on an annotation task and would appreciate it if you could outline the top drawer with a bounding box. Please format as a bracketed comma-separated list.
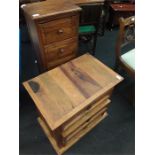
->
[38, 15, 79, 45]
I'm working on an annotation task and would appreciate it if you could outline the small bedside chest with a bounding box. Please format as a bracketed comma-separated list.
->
[23, 53, 123, 155]
[22, 0, 81, 72]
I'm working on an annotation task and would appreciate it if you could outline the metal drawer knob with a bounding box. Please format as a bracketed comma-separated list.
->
[86, 105, 92, 111]
[60, 48, 65, 53]
[58, 29, 63, 34]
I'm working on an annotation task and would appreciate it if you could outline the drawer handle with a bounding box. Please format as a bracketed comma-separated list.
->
[58, 29, 63, 34]
[59, 48, 65, 53]
[86, 118, 90, 123]
[86, 105, 92, 111]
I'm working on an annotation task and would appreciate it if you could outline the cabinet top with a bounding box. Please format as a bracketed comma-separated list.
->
[21, 0, 81, 20]
[110, 4, 135, 12]
[21, 0, 105, 20]
[23, 54, 123, 130]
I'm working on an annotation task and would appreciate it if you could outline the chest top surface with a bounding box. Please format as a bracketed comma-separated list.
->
[111, 4, 135, 12]
[23, 54, 123, 130]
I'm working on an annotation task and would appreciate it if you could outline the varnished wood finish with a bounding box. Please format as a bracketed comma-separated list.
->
[23, 54, 123, 155]
[61, 99, 110, 138]
[111, 3, 135, 12]
[64, 106, 108, 143]
[39, 16, 78, 45]
[22, 0, 81, 72]
[61, 92, 111, 131]
[45, 37, 78, 63]
[23, 53, 123, 130]
[21, 0, 105, 72]
[22, 0, 81, 21]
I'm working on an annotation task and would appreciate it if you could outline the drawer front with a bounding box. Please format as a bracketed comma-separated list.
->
[61, 98, 111, 138]
[45, 38, 78, 62]
[39, 15, 79, 45]
[61, 89, 112, 133]
[63, 108, 108, 143]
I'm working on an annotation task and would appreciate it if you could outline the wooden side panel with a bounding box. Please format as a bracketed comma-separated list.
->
[23, 13, 47, 72]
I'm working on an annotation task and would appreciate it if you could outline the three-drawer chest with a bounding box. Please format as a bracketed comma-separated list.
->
[23, 54, 123, 155]
[22, 0, 81, 72]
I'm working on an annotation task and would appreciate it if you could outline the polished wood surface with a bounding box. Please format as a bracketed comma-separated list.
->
[23, 53, 123, 154]
[22, 0, 81, 21]
[23, 53, 123, 130]
[45, 37, 78, 63]
[111, 3, 135, 11]
[39, 16, 78, 45]
[22, 0, 81, 72]
[21, 0, 105, 20]
[61, 99, 110, 138]
[21, 0, 105, 72]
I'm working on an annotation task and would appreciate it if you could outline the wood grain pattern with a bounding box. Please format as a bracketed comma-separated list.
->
[39, 16, 78, 45]
[61, 93, 110, 130]
[23, 54, 123, 131]
[61, 99, 110, 138]
[111, 4, 135, 12]
[64, 106, 107, 143]
[22, 0, 81, 21]
[22, 0, 81, 72]
[60, 61, 102, 98]
[44, 37, 78, 62]
[21, 0, 106, 72]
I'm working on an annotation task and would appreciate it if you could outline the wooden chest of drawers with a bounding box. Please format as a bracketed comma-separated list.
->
[23, 53, 123, 155]
[22, 0, 81, 72]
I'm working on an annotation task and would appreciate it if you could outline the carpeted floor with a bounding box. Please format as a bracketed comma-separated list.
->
[19, 24, 135, 155]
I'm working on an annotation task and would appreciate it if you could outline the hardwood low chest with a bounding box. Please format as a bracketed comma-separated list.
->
[23, 53, 123, 155]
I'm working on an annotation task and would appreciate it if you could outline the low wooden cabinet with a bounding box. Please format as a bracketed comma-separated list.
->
[22, 0, 81, 72]
[23, 54, 123, 155]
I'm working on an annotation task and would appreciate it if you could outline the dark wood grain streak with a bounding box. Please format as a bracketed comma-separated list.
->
[60, 62, 102, 98]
